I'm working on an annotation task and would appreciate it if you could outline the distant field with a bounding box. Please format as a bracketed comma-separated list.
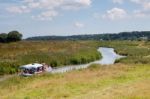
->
[0, 41, 101, 75]
[0, 64, 149, 99]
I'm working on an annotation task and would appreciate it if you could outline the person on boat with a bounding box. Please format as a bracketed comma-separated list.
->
[42, 63, 52, 72]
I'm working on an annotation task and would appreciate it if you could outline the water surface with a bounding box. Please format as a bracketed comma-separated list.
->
[50, 47, 126, 73]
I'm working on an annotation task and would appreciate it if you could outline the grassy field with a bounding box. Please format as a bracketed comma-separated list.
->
[0, 41, 101, 75]
[1, 40, 150, 75]
[0, 64, 149, 99]
[0, 40, 150, 98]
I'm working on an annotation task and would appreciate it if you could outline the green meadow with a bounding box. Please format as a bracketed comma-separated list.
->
[1, 40, 150, 75]
[0, 41, 101, 75]
[0, 40, 150, 99]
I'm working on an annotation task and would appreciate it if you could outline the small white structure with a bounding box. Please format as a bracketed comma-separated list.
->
[20, 63, 51, 76]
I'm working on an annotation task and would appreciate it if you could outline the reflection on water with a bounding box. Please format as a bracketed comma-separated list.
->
[50, 47, 126, 73]
[93, 47, 125, 65]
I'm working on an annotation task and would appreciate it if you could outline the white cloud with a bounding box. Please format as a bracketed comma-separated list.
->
[130, 0, 143, 4]
[6, 0, 92, 21]
[76, 0, 91, 6]
[130, 0, 150, 10]
[95, 0, 150, 20]
[112, 0, 150, 11]
[74, 22, 85, 28]
[102, 7, 127, 20]
[130, 0, 150, 18]
[62, 0, 91, 10]
[113, 0, 124, 4]
[133, 10, 146, 17]
[6, 6, 30, 14]
[143, 2, 150, 10]
[33, 10, 58, 21]
[23, 0, 34, 3]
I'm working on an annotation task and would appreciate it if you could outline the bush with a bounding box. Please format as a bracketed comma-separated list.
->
[0, 33, 7, 43]
[7, 31, 22, 42]
[0, 62, 20, 75]
[0, 30, 22, 43]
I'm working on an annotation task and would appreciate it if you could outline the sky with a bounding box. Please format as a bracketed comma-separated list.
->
[0, 0, 150, 38]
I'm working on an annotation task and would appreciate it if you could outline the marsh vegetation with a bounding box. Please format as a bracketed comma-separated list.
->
[0, 41, 100, 75]
[0, 40, 150, 99]
[1, 40, 150, 75]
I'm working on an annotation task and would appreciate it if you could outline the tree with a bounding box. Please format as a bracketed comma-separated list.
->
[7, 31, 22, 42]
[0, 33, 7, 43]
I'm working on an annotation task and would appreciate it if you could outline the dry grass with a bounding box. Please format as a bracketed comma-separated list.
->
[78, 80, 150, 99]
[0, 64, 149, 99]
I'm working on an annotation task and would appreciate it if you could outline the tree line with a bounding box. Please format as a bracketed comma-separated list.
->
[0, 31, 22, 43]
[26, 31, 150, 41]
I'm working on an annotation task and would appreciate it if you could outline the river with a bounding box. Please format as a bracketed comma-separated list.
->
[0, 47, 126, 81]
[50, 47, 126, 73]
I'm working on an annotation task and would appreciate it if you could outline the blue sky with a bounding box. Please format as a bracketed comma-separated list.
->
[0, 0, 150, 38]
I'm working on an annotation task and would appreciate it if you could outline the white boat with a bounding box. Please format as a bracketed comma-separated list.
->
[19, 63, 52, 76]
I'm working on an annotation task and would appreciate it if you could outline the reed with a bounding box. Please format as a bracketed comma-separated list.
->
[0, 41, 101, 75]
[99, 41, 150, 64]
[0, 40, 150, 75]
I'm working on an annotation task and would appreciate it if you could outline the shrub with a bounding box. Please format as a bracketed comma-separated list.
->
[0, 30, 22, 43]
[0, 33, 7, 43]
[7, 31, 22, 42]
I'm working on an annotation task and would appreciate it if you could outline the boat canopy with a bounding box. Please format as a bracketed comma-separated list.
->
[20, 63, 43, 69]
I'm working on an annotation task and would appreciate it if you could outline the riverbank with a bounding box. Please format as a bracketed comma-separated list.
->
[1, 41, 150, 75]
[0, 41, 101, 75]
[0, 63, 149, 99]
[99, 41, 150, 64]
[51, 47, 125, 73]
[0, 47, 125, 81]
